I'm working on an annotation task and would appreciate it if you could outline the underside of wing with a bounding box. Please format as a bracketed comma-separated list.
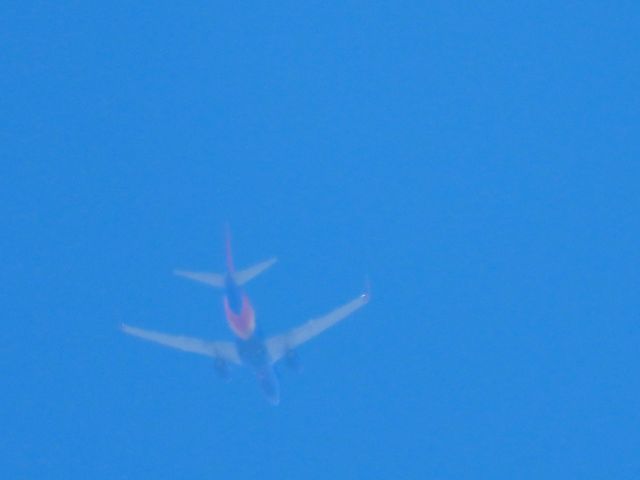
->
[265, 291, 370, 364]
[121, 324, 241, 365]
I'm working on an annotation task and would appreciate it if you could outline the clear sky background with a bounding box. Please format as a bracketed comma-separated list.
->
[2, 2, 639, 479]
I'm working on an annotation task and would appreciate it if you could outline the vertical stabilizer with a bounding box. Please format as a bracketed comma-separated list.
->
[224, 225, 276, 285]
[175, 226, 275, 287]
[224, 224, 235, 273]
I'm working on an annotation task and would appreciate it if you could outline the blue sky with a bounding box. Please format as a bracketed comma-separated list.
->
[2, 2, 639, 478]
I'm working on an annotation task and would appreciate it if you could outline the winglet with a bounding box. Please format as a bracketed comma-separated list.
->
[362, 275, 372, 302]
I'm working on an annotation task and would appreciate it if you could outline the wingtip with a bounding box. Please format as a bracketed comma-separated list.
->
[362, 276, 372, 302]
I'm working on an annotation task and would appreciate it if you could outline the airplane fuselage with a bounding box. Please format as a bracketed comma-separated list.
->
[224, 274, 280, 404]
[223, 274, 255, 338]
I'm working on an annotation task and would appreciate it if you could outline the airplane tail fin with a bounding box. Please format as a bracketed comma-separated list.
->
[174, 258, 277, 288]
[225, 225, 276, 285]
[174, 226, 276, 288]
[224, 224, 235, 273]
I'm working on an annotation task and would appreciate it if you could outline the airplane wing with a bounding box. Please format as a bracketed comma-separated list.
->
[121, 323, 242, 365]
[265, 291, 370, 364]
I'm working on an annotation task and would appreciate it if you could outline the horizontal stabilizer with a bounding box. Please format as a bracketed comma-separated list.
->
[233, 257, 277, 285]
[173, 270, 225, 288]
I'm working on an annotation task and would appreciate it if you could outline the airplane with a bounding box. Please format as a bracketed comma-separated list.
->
[121, 230, 369, 405]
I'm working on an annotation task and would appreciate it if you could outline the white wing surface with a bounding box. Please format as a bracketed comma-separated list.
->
[121, 324, 241, 365]
[233, 257, 277, 285]
[173, 270, 226, 288]
[174, 257, 276, 288]
[265, 292, 370, 364]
